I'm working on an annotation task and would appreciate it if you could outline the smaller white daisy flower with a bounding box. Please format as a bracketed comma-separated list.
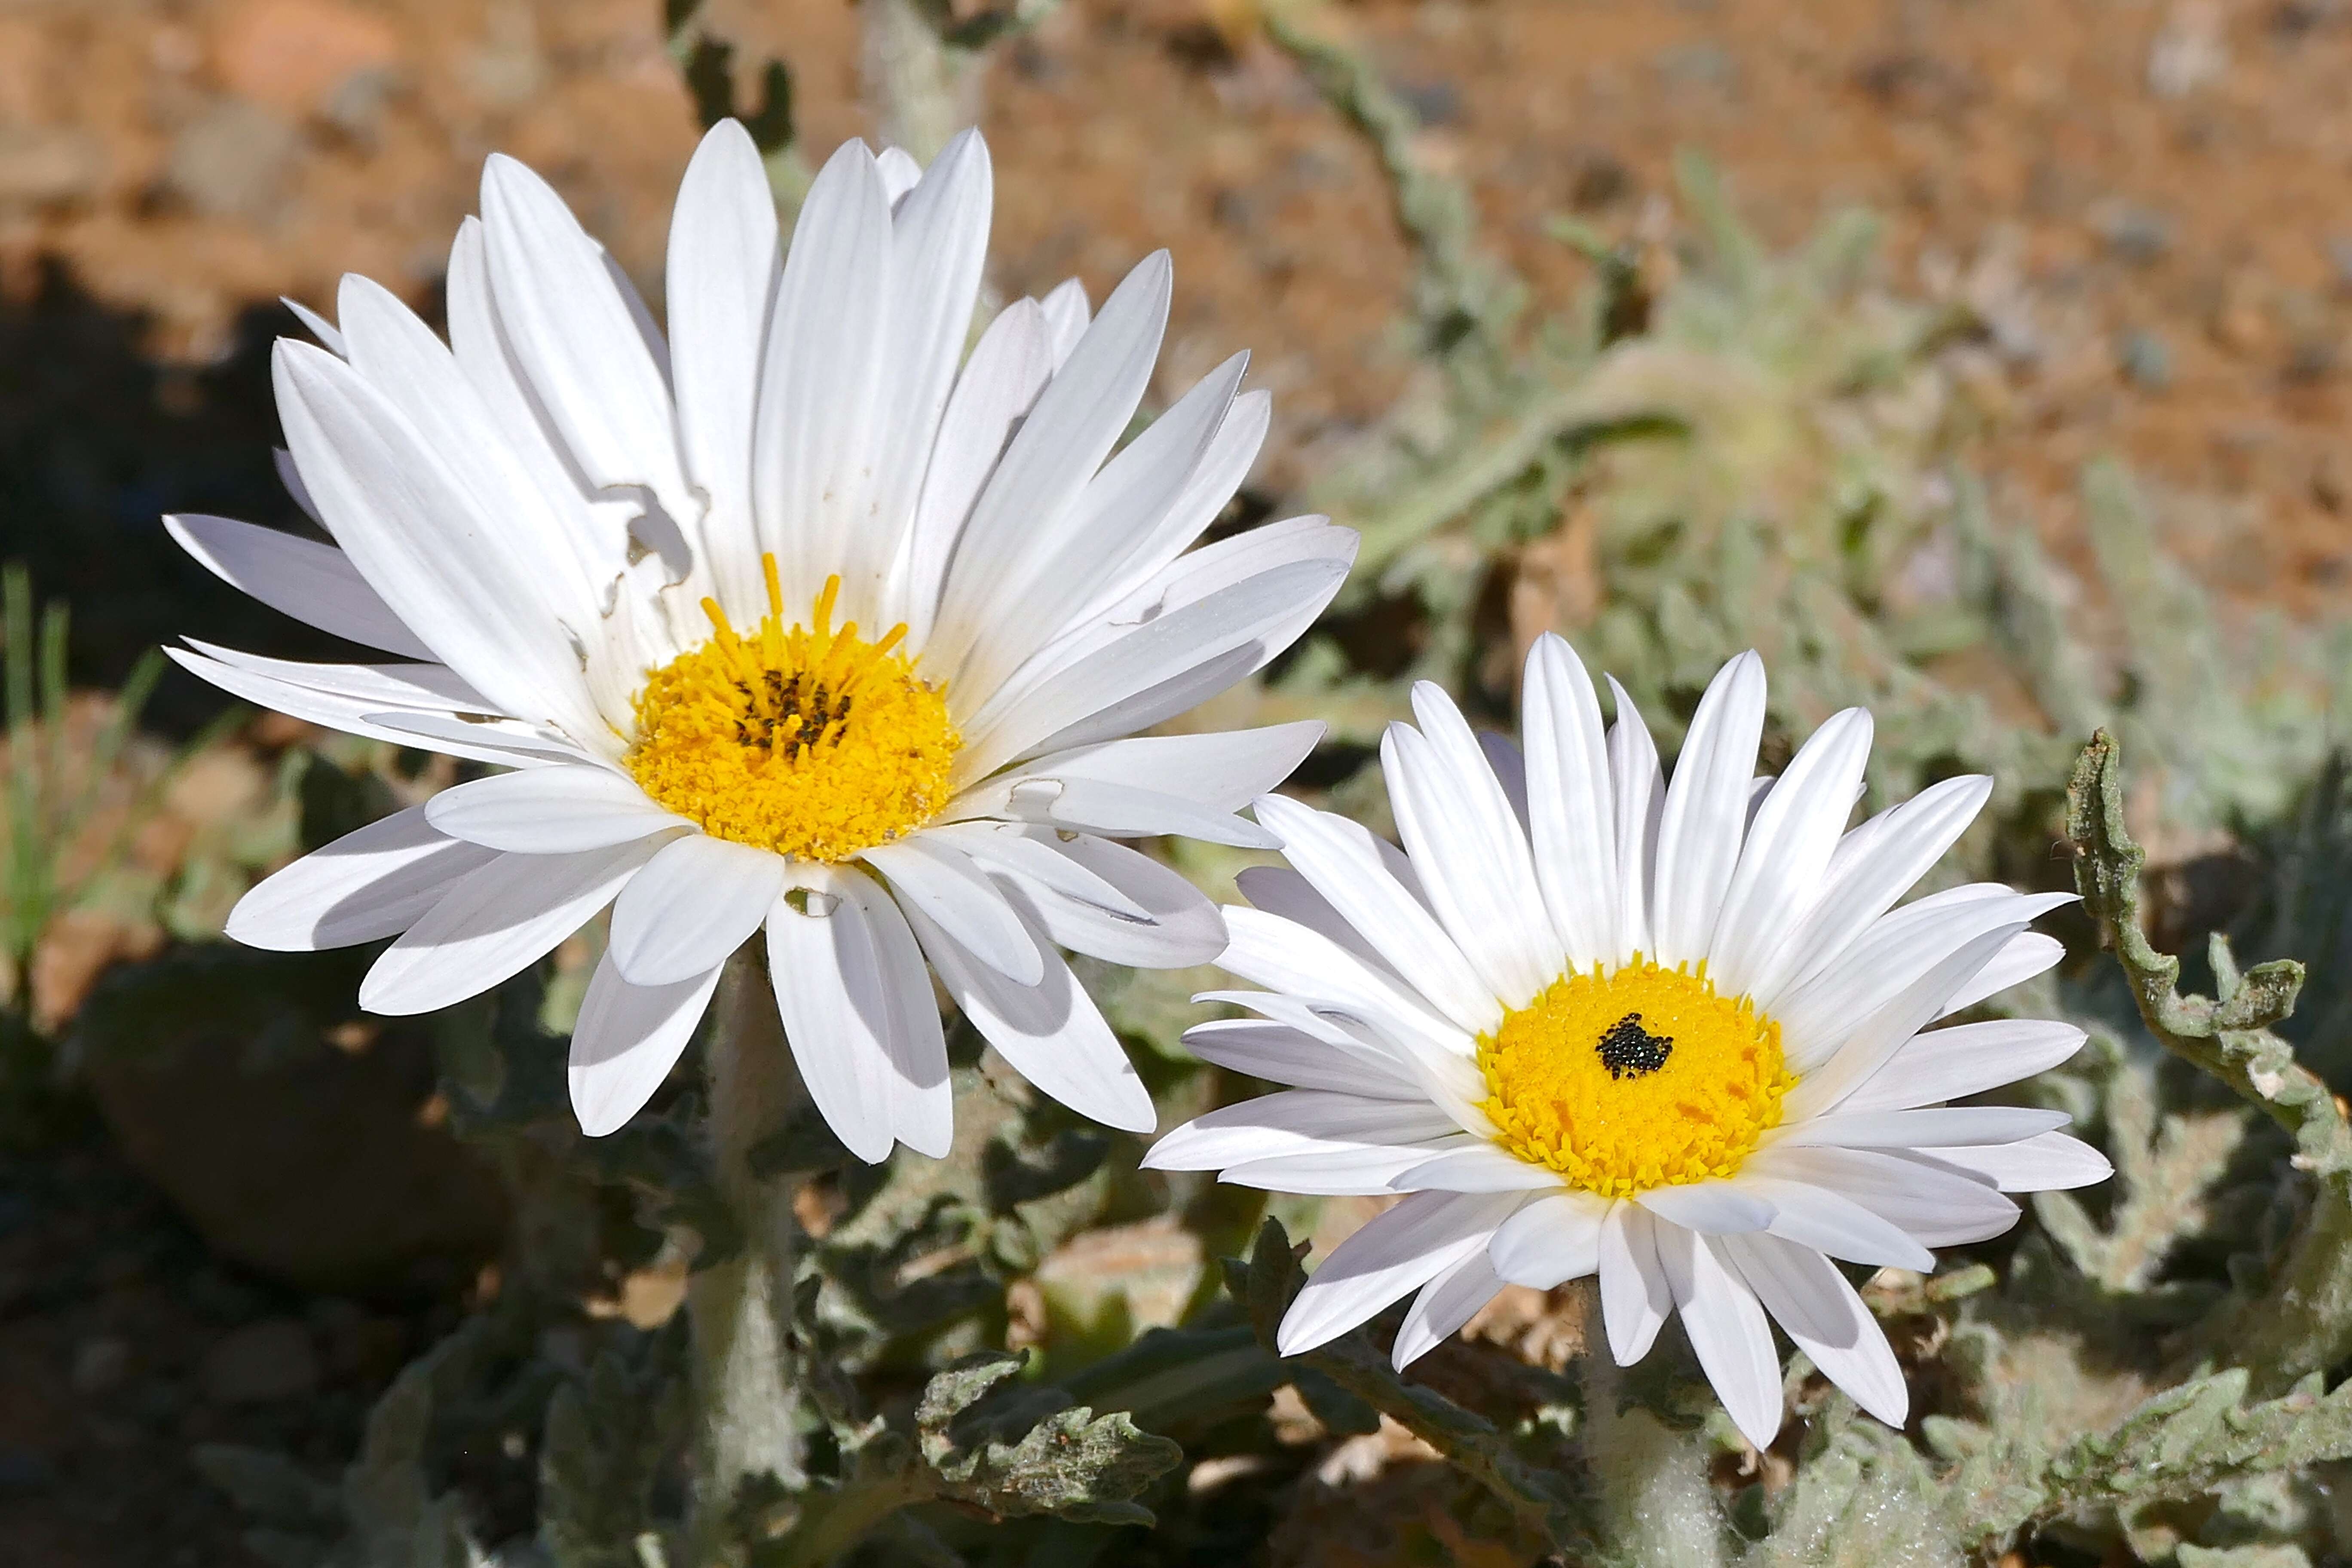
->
[170, 122, 1353, 1162]
[1145, 639, 2112, 1449]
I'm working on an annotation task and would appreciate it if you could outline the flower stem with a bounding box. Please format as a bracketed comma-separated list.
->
[1576, 1288, 1729, 1567]
[859, 0, 985, 165]
[686, 946, 806, 1567]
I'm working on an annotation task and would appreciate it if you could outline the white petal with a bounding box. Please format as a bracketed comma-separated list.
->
[569, 950, 722, 1136]
[609, 834, 786, 985]
[1936, 931, 2065, 1017]
[1066, 389, 1272, 628]
[1718, 1233, 1906, 1429]
[1656, 1223, 1785, 1449]
[1384, 685, 1559, 1005]
[1781, 922, 2027, 1115]
[1926, 1132, 2111, 1191]
[752, 140, 895, 619]
[1635, 1182, 1776, 1235]
[830, 870, 953, 1158]
[1598, 1199, 1671, 1364]
[949, 723, 1322, 821]
[896, 299, 1055, 637]
[1522, 634, 1618, 968]
[274, 447, 324, 525]
[667, 119, 781, 612]
[1479, 732, 1529, 831]
[182, 640, 488, 711]
[270, 340, 604, 738]
[1605, 677, 1665, 965]
[165, 513, 433, 660]
[1222, 1139, 1477, 1195]
[1392, 1144, 1565, 1193]
[1251, 793, 1499, 1036]
[283, 296, 344, 355]
[767, 871, 905, 1163]
[858, 129, 992, 612]
[1720, 1174, 1936, 1271]
[1650, 651, 1767, 969]
[900, 896, 1155, 1132]
[860, 836, 1043, 985]
[1752, 774, 1992, 1007]
[930, 254, 1173, 683]
[478, 152, 692, 525]
[1488, 1189, 1611, 1287]
[1744, 1145, 2021, 1247]
[1838, 1019, 2089, 1114]
[1275, 1190, 1517, 1355]
[1767, 1106, 2070, 1151]
[1707, 707, 1872, 998]
[952, 553, 1349, 783]
[998, 776, 1280, 849]
[360, 839, 665, 1015]
[426, 766, 691, 852]
[931, 822, 1148, 920]
[1393, 1250, 1506, 1370]
[1039, 276, 1090, 361]
[227, 805, 496, 951]
[988, 830, 1227, 969]
[949, 347, 1244, 703]
[1142, 1090, 1461, 1170]
[1233, 865, 1405, 981]
[1180, 1017, 1427, 1100]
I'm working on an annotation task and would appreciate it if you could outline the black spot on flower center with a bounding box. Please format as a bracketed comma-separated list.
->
[1595, 1013, 1675, 1080]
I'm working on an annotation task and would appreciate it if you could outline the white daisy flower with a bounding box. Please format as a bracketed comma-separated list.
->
[1144, 640, 2111, 1448]
[167, 121, 1352, 1161]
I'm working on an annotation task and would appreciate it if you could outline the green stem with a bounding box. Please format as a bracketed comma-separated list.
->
[1574, 1287, 1729, 1568]
[859, 0, 983, 165]
[687, 946, 808, 1567]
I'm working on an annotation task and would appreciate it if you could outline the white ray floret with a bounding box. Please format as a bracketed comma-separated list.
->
[1145, 641, 2110, 1449]
[177, 121, 1351, 1163]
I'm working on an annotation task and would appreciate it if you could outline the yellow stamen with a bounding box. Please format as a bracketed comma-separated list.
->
[625, 561, 959, 862]
[1478, 957, 1796, 1197]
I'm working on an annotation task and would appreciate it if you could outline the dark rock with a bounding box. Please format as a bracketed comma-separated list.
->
[78, 944, 508, 1297]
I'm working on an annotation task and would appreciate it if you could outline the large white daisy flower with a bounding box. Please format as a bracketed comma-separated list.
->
[1144, 640, 2111, 1448]
[166, 121, 1352, 1161]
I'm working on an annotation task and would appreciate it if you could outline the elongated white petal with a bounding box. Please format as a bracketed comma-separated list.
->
[1743, 1145, 2021, 1247]
[426, 765, 690, 852]
[1935, 931, 2065, 1017]
[950, 723, 1322, 823]
[668, 119, 781, 613]
[1232, 865, 1406, 981]
[1656, 1222, 1785, 1449]
[569, 950, 723, 1136]
[1767, 1106, 2069, 1151]
[1721, 1173, 1936, 1271]
[830, 870, 953, 1157]
[360, 838, 666, 1015]
[979, 830, 1227, 969]
[1001, 776, 1279, 849]
[1635, 1182, 1776, 1235]
[1394, 1250, 1507, 1370]
[860, 837, 1043, 986]
[1927, 1132, 2112, 1191]
[1252, 794, 1498, 1036]
[900, 896, 1155, 1133]
[1838, 1019, 2088, 1114]
[228, 805, 497, 951]
[478, 152, 692, 526]
[752, 140, 895, 619]
[1598, 1200, 1672, 1364]
[1605, 677, 1664, 965]
[1752, 774, 1993, 1006]
[1276, 1190, 1517, 1355]
[931, 822, 1148, 920]
[1180, 1017, 1427, 1100]
[183, 640, 488, 712]
[1522, 634, 1618, 968]
[283, 296, 344, 355]
[1142, 1090, 1461, 1170]
[609, 834, 786, 986]
[1222, 1139, 1475, 1195]
[1066, 389, 1273, 628]
[1385, 686, 1559, 1005]
[1708, 707, 1872, 998]
[767, 873, 902, 1163]
[165, 514, 434, 660]
[1488, 1189, 1611, 1287]
[930, 254, 1173, 681]
[1782, 923, 2027, 1114]
[897, 298, 1056, 636]
[1039, 277, 1090, 361]
[1391, 1144, 1565, 1193]
[1719, 1233, 1906, 1429]
[1650, 652, 1766, 968]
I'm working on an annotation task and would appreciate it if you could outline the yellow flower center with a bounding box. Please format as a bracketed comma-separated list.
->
[625, 560, 959, 863]
[1477, 958, 1797, 1197]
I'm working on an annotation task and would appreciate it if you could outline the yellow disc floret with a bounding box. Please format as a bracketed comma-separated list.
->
[625, 560, 959, 863]
[1478, 959, 1796, 1197]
